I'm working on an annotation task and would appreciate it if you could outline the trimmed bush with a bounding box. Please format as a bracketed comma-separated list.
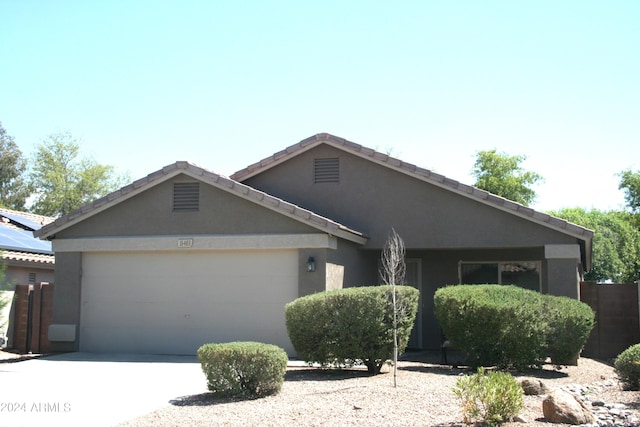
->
[434, 284, 595, 369]
[545, 295, 595, 365]
[614, 344, 640, 390]
[453, 367, 524, 426]
[197, 341, 288, 398]
[285, 285, 419, 374]
[434, 285, 547, 369]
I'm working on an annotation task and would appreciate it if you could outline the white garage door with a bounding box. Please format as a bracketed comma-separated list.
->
[80, 250, 298, 355]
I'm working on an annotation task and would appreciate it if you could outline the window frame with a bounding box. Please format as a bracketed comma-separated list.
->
[458, 260, 542, 291]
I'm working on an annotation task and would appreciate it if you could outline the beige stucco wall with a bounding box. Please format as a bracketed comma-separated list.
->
[49, 252, 82, 352]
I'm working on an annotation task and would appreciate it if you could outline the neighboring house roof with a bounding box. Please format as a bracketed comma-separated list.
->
[34, 162, 368, 245]
[0, 208, 55, 230]
[0, 208, 55, 265]
[2, 250, 55, 265]
[231, 133, 594, 244]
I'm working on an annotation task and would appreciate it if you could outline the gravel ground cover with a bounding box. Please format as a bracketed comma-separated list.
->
[117, 352, 640, 427]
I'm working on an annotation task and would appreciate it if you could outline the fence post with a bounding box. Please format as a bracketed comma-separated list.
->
[10, 284, 32, 353]
[580, 281, 600, 359]
[39, 283, 54, 353]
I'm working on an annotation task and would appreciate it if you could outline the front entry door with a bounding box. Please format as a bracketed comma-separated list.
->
[406, 259, 423, 349]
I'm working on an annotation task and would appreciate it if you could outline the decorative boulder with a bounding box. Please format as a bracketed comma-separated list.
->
[542, 390, 596, 425]
[521, 379, 548, 395]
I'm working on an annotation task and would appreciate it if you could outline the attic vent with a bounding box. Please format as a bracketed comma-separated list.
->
[314, 158, 340, 183]
[173, 182, 200, 212]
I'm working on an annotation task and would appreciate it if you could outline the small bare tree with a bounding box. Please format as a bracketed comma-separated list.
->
[380, 228, 406, 387]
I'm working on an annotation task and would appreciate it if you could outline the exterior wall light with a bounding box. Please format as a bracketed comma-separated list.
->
[307, 256, 316, 272]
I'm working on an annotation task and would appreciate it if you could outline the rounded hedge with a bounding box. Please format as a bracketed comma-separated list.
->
[285, 285, 419, 374]
[434, 285, 595, 369]
[434, 285, 547, 369]
[545, 295, 595, 365]
[614, 343, 640, 390]
[197, 341, 288, 397]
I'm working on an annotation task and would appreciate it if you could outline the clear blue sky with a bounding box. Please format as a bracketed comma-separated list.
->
[1, 1, 638, 212]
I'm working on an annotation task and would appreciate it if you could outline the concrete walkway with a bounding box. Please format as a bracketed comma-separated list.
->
[0, 352, 207, 427]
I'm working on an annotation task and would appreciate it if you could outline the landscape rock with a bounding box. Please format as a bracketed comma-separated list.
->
[521, 379, 548, 395]
[513, 414, 528, 423]
[543, 389, 596, 425]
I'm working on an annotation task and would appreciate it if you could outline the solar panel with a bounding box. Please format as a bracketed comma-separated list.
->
[0, 211, 45, 231]
[0, 226, 52, 254]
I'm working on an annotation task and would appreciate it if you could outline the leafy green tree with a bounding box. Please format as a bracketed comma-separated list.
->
[0, 122, 31, 210]
[550, 208, 640, 283]
[619, 169, 640, 215]
[471, 149, 543, 206]
[28, 132, 128, 217]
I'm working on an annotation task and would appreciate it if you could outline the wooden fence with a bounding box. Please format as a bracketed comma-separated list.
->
[580, 281, 640, 361]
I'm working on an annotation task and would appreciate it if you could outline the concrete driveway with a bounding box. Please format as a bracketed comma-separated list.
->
[0, 352, 207, 427]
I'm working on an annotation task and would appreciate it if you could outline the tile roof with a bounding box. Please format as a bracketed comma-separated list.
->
[34, 162, 368, 245]
[1, 250, 55, 265]
[231, 133, 594, 242]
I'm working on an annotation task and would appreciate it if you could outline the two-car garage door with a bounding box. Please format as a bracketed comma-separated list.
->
[80, 250, 298, 355]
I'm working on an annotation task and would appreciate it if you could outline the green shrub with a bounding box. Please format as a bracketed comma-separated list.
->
[544, 295, 595, 365]
[285, 285, 419, 374]
[434, 285, 595, 369]
[196, 341, 288, 398]
[453, 368, 524, 426]
[614, 344, 640, 390]
[434, 285, 547, 369]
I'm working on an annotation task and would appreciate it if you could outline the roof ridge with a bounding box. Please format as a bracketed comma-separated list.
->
[230, 133, 593, 239]
[1, 250, 55, 264]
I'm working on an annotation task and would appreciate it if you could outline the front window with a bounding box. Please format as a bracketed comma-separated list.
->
[459, 261, 541, 292]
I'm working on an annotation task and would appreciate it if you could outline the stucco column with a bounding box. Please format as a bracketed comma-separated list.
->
[298, 249, 328, 296]
[544, 244, 581, 299]
[48, 252, 82, 352]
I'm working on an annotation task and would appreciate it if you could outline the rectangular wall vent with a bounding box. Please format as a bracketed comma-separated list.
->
[314, 158, 340, 183]
[173, 182, 200, 212]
